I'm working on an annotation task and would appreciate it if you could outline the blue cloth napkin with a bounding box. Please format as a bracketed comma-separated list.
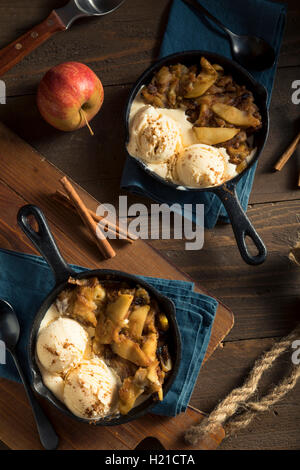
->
[0, 248, 218, 416]
[121, 0, 287, 228]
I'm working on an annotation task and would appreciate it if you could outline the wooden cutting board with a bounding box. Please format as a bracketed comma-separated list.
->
[0, 122, 233, 450]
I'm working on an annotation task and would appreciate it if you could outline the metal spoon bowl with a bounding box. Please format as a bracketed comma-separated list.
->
[0, 299, 59, 450]
[76, 0, 125, 15]
[183, 0, 276, 70]
[226, 32, 275, 70]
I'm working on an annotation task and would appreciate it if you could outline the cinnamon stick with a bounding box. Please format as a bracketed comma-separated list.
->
[60, 176, 116, 259]
[53, 190, 133, 243]
[274, 130, 300, 171]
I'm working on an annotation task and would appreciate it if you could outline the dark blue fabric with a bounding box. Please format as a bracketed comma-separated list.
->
[0, 248, 218, 416]
[121, 0, 286, 228]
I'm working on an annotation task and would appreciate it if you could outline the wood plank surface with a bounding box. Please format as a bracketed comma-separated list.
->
[0, 0, 299, 96]
[0, 0, 299, 451]
[0, 121, 233, 360]
[0, 68, 299, 209]
[0, 0, 171, 95]
[153, 199, 300, 341]
[0, 121, 230, 450]
[1, 70, 299, 208]
[0, 379, 226, 450]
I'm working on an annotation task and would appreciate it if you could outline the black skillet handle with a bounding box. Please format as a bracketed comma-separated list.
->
[214, 184, 267, 265]
[17, 205, 75, 285]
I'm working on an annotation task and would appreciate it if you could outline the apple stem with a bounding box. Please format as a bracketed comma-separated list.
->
[80, 108, 94, 136]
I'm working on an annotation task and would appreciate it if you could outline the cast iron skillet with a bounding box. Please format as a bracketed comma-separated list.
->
[125, 51, 270, 265]
[17, 204, 181, 426]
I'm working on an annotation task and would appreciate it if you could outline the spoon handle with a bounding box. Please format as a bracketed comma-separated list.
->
[183, 0, 231, 36]
[0, 11, 65, 77]
[11, 351, 59, 450]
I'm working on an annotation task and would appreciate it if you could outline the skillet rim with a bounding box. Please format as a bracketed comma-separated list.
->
[29, 268, 182, 426]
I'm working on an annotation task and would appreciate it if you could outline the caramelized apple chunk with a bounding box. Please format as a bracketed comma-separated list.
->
[111, 334, 151, 367]
[95, 294, 134, 344]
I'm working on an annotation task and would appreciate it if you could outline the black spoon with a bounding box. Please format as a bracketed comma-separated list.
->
[0, 299, 59, 450]
[183, 0, 276, 70]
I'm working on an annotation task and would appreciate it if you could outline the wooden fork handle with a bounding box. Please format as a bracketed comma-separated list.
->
[0, 11, 66, 77]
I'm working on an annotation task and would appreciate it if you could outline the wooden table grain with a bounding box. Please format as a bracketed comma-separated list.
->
[0, 0, 299, 450]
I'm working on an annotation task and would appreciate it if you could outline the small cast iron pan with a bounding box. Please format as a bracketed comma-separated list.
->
[17, 204, 181, 426]
[125, 51, 270, 265]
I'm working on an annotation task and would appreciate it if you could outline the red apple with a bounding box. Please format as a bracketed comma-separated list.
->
[37, 62, 104, 132]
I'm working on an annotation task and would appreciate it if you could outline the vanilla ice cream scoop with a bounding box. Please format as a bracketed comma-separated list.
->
[36, 317, 88, 374]
[176, 144, 235, 188]
[127, 105, 182, 164]
[63, 359, 119, 419]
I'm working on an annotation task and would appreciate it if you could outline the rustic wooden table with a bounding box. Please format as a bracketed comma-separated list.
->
[0, 0, 299, 450]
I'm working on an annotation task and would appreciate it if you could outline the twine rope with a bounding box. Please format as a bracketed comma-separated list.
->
[185, 324, 300, 446]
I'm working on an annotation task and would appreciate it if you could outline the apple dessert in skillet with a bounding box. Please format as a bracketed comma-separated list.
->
[35, 277, 172, 420]
[127, 57, 262, 188]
